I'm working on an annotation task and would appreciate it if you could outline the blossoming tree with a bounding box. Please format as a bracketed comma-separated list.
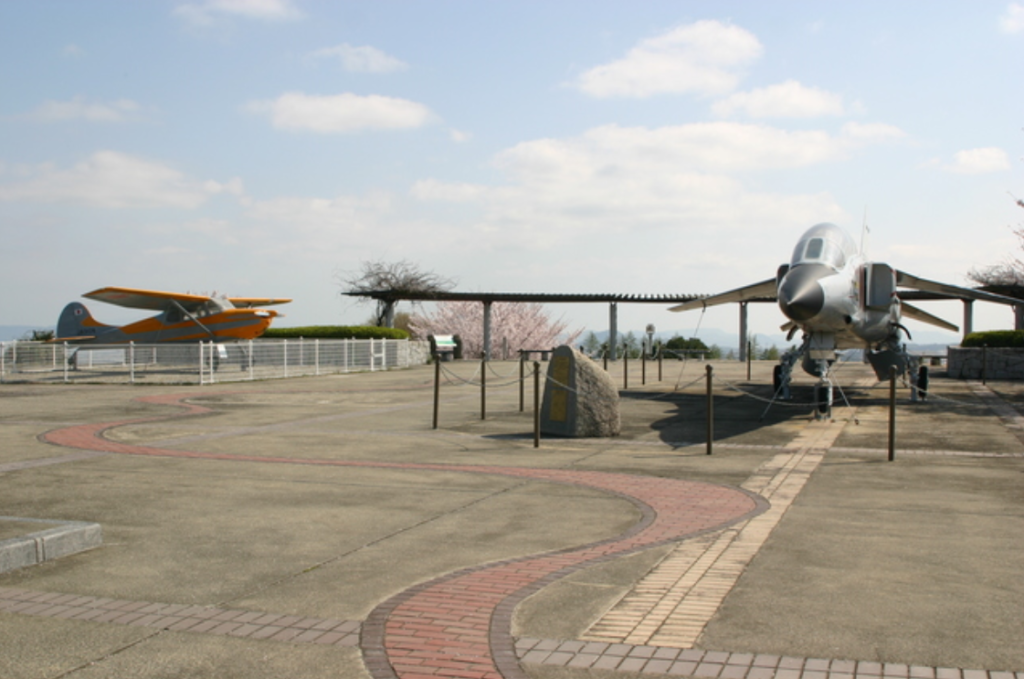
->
[409, 301, 582, 359]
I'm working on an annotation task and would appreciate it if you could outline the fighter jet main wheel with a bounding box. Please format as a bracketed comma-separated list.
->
[815, 385, 831, 416]
[773, 365, 783, 393]
[918, 365, 929, 400]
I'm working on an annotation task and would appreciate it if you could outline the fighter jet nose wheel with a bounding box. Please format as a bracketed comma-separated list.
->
[815, 384, 832, 417]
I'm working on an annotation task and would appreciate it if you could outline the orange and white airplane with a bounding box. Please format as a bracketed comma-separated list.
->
[54, 287, 291, 344]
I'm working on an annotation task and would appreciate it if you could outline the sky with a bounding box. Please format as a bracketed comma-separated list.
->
[1, 0, 1022, 347]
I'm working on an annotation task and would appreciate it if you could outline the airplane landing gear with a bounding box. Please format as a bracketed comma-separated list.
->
[814, 381, 833, 419]
[917, 366, 933, 403]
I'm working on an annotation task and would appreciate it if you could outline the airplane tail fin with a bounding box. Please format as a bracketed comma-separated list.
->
[55, 302, 109, 341]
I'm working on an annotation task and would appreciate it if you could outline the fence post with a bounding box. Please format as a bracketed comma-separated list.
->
[642, 350, 646, 386]
[706, 364, 714, 456]
[63, 342, 69, 383]
[249, 339, 254, 379]
[533, 361, 541, 448]
[481, 358, 487, 420]
[888, 365, 897, 461]
[658, 348, 663, 382]
[623, 351, 629, 390]
[433, 358, 441, 429]
[370, 338, 376, 372]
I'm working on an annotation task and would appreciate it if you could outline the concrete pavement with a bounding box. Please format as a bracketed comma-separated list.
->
[0, 358, 1021, 678]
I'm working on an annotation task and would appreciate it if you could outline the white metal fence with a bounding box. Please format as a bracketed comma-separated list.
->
[1, 339, 431, 385]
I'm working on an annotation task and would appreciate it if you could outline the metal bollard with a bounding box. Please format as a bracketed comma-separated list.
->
[533, 361, 541, 448]
[888, 365, 897, 461]
[706, 365, 714, 455]
[481, 358, 486, 420]
[433, 359, 441, 429]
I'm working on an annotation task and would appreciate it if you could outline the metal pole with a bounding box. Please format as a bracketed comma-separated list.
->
[642, 349, 646, 386]
[746, 341, 752, 381]
[623, 350, 629, 390]
[706, 365, 714, 455]
[433, 358, 441, 429]
[658, 346, 663, 382]
[519, 355, 525, 412]
[533, 361, 541, 448]
[982, 344, 988, 385]
[888, 365, 897, 461]
[481, 358, 486, 420]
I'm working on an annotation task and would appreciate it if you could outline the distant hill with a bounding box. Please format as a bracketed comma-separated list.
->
[577, 327, 962, 357]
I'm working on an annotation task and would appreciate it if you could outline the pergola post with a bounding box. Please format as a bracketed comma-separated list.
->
[608, 302, 618, 361]
[738, 301, 749, 362]
[482, 300, 493, 360]
[962, 299, 973, 340]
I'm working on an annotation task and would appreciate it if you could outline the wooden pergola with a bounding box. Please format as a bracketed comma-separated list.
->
[344, 287, 1015, 361]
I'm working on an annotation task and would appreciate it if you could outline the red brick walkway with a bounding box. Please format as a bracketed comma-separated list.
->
[38, 393, 766, 678]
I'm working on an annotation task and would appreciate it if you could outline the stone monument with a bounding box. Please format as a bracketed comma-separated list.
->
[540, 345, 620, 437]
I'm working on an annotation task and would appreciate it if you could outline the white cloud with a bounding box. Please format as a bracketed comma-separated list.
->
[62, 44, 85, 58]
[411, 179, 484, 202]
[494, 122, 900, 179]
[942, 147, 1011, 174]
[28, 97, 144, 123]
[307, 44, 407, 73]
[712, 80, 845, 118]
[247, 92, 435, 133]
[839, 122, 905, 142]
[573, 21, 763, 98]
[174, 0, 301, 25]
[411, 121, 899, 248]
[243, 193, 396, 260]
[0, 151, 237, 209]
[1000, 3, 1024, 33]
[449, 128, 472, 143]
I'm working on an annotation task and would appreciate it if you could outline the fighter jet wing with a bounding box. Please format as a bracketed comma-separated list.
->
[83, 287, 212, 312]
[228, 297, 292, 309]
[669, 278, 777, 312]
[895, 271, 1021, 306]
[900, 302, 958, 332]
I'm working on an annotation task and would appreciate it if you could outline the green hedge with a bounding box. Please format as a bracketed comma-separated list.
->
[961, 330, 1024, 348]
[261, 326, 410, 340]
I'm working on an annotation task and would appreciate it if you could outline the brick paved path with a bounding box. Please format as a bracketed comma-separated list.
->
[39, 393, 766, 679]
[31, 389, 1023, 679]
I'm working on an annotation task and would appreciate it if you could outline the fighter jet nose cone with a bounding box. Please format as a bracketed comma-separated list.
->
[778, 267, 825, 322]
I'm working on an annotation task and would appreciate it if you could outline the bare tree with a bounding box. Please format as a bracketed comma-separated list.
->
[340, 260, 456, 327]
[968, 195, 1024, 296]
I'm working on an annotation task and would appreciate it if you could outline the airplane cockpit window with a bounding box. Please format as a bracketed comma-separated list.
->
[196, 300, 226, 318]
[165, 308, 183, 324]
[791, 235, 847, 269]
[805, 238, 824, 260]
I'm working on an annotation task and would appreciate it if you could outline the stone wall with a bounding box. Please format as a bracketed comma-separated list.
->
[405, 340, 432, 366]
[947, 346, 1024, 380]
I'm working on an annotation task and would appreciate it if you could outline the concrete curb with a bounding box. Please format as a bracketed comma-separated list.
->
[0, 516, 102, 574]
